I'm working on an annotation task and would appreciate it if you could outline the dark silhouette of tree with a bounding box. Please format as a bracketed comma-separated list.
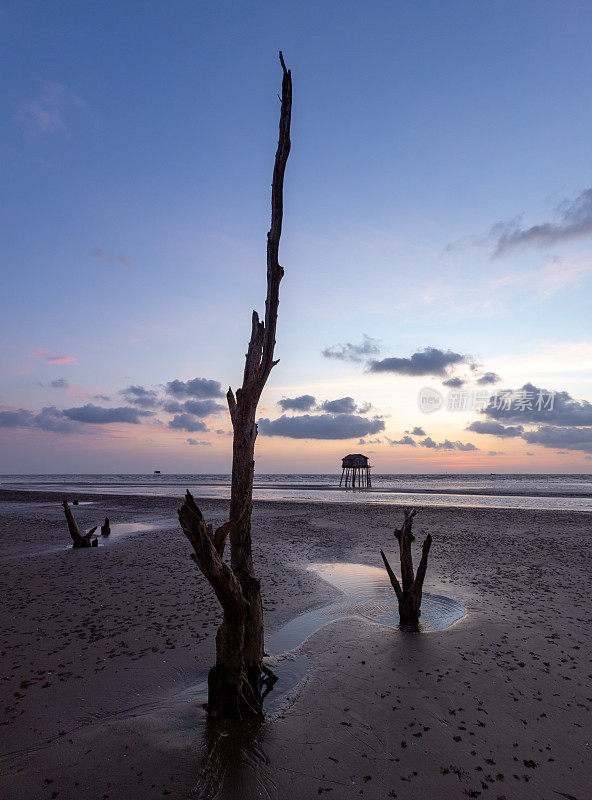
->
[381, 509, 432, 628]
[178, 52, 292, 719]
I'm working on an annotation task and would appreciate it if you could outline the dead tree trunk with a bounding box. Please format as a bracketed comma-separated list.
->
[178, 52, 291, 719]
[101, 517, 111, 536]
[62, 499, 98, 548]
[380, 509, 432, 627]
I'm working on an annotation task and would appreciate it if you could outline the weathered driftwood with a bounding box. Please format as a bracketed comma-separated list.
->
[101, 516, 111, 536]
[178, 52, 291, 719]
[62, 499, 98, 548]
[380, 509, 432, 627]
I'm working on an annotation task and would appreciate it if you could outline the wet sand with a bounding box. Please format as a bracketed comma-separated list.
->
[0, 489, 590, 799]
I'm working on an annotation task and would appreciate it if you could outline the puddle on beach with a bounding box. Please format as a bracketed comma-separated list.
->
[262, 562, 466, 713]
[163, 561, 466, 724]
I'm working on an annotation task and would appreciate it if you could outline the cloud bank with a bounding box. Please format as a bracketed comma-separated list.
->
[369, 347, 466, 377]
[258, 414, 385, 440]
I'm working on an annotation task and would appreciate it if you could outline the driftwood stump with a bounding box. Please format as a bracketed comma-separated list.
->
[62, 499, 98, 548]
[178, 52, 291, 719]
[380, 509, 432, 627]
[101, 517, 111, 536]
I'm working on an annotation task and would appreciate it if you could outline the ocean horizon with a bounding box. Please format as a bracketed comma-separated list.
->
[2, 472, 591, 512]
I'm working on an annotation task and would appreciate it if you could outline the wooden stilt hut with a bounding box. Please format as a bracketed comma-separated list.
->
[339, 453, 372, 488]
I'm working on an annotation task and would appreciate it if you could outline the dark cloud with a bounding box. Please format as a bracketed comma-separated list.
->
[186, 438, 211, 446]
[388, 435, 417, 447]
[278, 394, 317, 412]
[168, 414, 209, 433]
[320, 397, 357, 414]
[161, 400, 184, 414]
[420, 437, 478, 451]
[368, 347, 466, 377]
[258, 414, 385, 440]
[165, 378, 224, 399]
[0, 406, 79, 433]
[467, 421, 524, 438]
[93, 394, 110, 401]
[442, 377, 465, 388]
[35, 406, 79, 432]
[183, 399, 224, 417]
[50, 378, 69, 389]
[476, 372, 501, 385]
[0, 409, 35, 428]
[322, 335, 381, 362]
[63, 404, 153, 424]
[120, 385, 159, 408]
[410, 426, 425, 436]
[493, 187, 592, 257]
[482, 383, 592, 426]
[522, 426, 592, 453]
[161, 398, 224, 416]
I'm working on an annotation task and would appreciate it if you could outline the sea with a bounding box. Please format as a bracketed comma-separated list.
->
[1, 473, 591, 512]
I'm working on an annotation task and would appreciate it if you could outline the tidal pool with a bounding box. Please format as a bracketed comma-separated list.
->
[263, 562, 465, 712]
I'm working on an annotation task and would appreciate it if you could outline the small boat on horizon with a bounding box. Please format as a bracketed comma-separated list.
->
[154, 470, 161, 474]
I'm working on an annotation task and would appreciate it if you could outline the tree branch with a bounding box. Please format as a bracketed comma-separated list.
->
[380, 549, 403, 603]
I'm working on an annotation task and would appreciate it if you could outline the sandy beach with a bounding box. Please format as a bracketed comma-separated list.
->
[1, 489, 590, 800]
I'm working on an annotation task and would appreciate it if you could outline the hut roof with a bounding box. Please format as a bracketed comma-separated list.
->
[341, 453, 370, 467]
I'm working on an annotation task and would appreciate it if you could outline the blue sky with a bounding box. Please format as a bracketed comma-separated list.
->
[1, 0, 591, 473]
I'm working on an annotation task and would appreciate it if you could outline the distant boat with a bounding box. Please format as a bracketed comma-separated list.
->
[154, 470, 161, 474]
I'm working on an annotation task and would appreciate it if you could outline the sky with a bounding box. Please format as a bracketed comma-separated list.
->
[1, 0, 592, 474]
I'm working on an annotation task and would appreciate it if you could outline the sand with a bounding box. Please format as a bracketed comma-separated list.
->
[0, 489, 590, 800]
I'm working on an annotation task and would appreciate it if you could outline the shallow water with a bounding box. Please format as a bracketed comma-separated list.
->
[3, 473, 591, 512]
[263, 562, 465, 712]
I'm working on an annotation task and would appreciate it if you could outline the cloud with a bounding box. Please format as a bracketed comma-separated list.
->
[168, 414, 209, 433]
[492, 187, 592, 257]
[34, 406, 80, 433]
[93, 394, 110, 401]
[63, 404, 153, 424]
[50, 378, 69, 389]
[183, 399, 224, 416]
[165, 378, 224, 399]
[420, 437, 478, 451]
[34, 348, 77, 365]
[442, 377, 465, 388]
[482, 383, 592, 426]
[387, 435, 417, 447]
[320, 397, 357, 414]
[120, 385, 159, 408]
[162, 398, 224, 416]
[521, 426, 592, 453]
[476, 372, 501, 385]
[322, 335, 381, 362]
[467, 421, 524, 437]
[258, 413, 385, 440]
[0, 409, 35, 428]
[410, 426, 425, 436]
[91, 247, 133, 269]
[368, 347, 466, 377]
[186, 438, 212, 446]
[278, 394, 317, 412]
[18, 81, 83, 134]
[0, 406, 79, 433]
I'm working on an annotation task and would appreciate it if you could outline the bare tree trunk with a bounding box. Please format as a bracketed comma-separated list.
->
[380, 509, 432, 627]
[62, 499, 98, 548]
[178, 52, 291, 719]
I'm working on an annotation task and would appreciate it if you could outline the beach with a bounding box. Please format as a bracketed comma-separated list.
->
[1, 488, 590, 800]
